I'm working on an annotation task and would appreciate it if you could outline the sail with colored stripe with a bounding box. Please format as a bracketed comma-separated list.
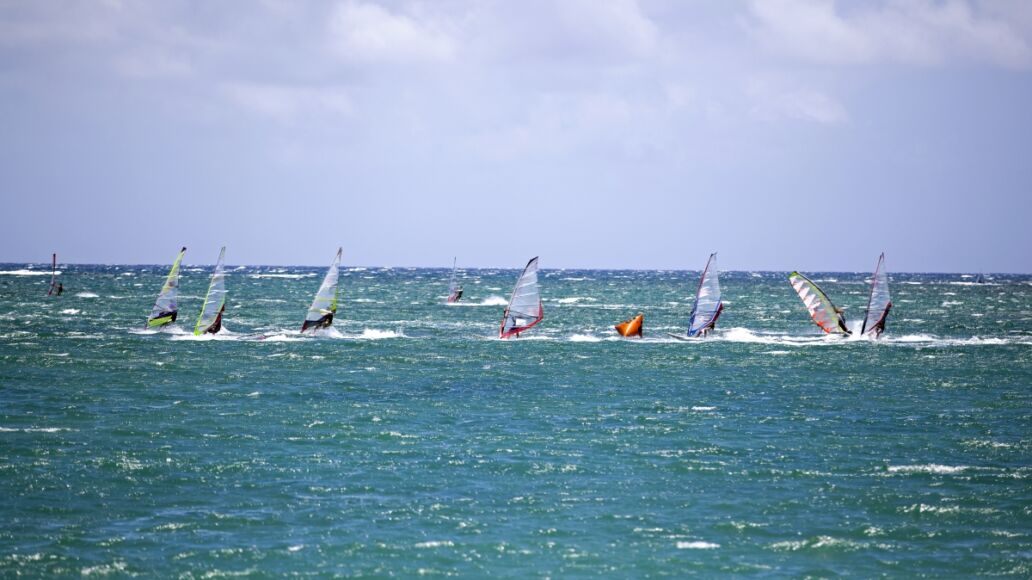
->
[687, 253, 723, 337]
[148, 247, 186, 327]
[46, 253, 57, 296]
[860, 253, 892, 338]
[789, 271, 850, 334]
[302, 248, 342, 332]
[194, 247, 227, 335]
[500, 256, 543, 338]
[447, 257, 463, 303]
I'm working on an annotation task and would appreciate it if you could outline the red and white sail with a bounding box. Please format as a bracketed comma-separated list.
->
[499, 257, 542, 338]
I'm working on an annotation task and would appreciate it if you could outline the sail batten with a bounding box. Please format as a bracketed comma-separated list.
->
[687, 253, 723, 337]
[194, 247, 227, 335]
[860, 253, 892, 338]
[789, 271, 849, 334]
[302, 248, 342, 332]
[148, 247, 186, 327]
[500, 257, 543, 338]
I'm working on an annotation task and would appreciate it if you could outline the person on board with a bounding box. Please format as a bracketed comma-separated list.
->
[454, 285, 463, 301]
[834, 307, 850, 334]
[56, 283, 63, 296]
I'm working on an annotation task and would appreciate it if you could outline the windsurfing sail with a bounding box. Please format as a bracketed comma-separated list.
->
[447, 257, 463, 303]
[788, 271, 850, 335]
[46, 253, 57, 296]
[615, 313, 644, 337]
[194, 246, 227, 335]
[499, 256, 543, 338]
[687, 252, 724, 337]
[301, 247, 342, 332]
[147, 246, 186, 327]
[860, 253, 891, 338]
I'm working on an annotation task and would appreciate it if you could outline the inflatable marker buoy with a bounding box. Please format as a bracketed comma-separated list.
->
[614, 313, 644, 338]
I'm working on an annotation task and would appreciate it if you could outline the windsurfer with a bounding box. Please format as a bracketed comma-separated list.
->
[56, 283, 63, 296]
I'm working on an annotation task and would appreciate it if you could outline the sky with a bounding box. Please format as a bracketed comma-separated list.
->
[1, 0, 1031, 272]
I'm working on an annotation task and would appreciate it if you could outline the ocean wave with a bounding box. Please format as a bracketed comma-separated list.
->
[355, 328, 405, 340]
[0, 269, 55, 276]
[887, 464, 970, 474]
[75, 292, 99, 298]
[249, 273, 315, 279]
[450, 295, 508, 307]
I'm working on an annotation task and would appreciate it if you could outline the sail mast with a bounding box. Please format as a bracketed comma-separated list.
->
[194, 247, 227, 335]
[147, 247, 186, 327]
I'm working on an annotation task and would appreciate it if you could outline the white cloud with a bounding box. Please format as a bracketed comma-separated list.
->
[221, 82, 353, 121]
[327, 1, 455, 64]
[114, 49, 193, 79]
[749, 0, 1032, 69]
[748, 78, 849, 125]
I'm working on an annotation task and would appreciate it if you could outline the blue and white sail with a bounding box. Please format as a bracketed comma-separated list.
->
[687, 253, 723, 337]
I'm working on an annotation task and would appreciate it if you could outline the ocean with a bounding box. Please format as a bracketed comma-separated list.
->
[1, 263, 1030, 576]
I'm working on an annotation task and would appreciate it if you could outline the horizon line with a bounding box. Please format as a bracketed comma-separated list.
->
[0, 261, 1024, 276]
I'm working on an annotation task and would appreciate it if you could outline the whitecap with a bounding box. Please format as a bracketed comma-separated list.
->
[676, 541, 720, 549]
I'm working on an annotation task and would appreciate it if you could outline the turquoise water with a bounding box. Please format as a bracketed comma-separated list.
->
[1, 263, 1030, 576]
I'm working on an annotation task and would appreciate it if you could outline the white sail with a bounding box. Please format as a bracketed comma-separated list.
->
[148, 247, 186, 327]
[500, 256, 543, 338]
[194, 247, 227, 335]
[445, 255, 462, 303]
[861, 253, 892, 338]
[688, 253, 723, 337]
[302, 248, 342, 332]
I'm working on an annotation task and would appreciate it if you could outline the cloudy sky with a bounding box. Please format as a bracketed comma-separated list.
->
[1, 0, 1030, 272]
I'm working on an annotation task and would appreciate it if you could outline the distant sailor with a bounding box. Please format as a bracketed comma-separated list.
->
[56, 282, 63, 296]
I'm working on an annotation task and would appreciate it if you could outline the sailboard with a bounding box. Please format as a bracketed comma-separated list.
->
[788, 271, 850, 335]
[46, 253, 57, 296]
[194, 246, 227, 335]
[147, 246, 186, 328]
[301, 247, 342, 333]
[499, 256, 543, 339]
[615, 313, 644, 337]
[860, 253, 891, 338]
[446, 257, 463, 303]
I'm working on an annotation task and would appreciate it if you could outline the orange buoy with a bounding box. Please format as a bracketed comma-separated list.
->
[614, 313, 644, 337]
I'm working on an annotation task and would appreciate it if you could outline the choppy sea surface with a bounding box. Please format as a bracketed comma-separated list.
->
[1, 262, 1030, 576]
